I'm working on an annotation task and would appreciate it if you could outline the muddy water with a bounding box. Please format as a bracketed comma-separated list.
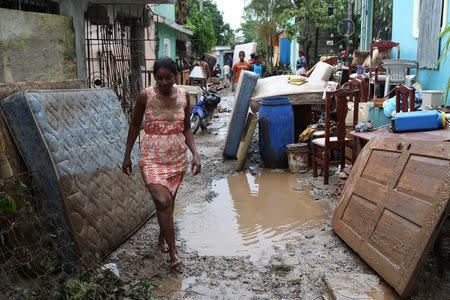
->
[175, 170, 330, 259]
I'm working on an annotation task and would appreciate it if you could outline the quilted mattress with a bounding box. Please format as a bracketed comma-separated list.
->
[0, 89, 154, 261]
[223, 71, 258, 158]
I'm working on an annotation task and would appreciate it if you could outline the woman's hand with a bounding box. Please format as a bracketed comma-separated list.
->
[122, 157, 132, 175]
[191, 154, 201, 175]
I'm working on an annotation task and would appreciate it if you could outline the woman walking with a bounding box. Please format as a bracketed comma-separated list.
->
[122, 57, 201, 268]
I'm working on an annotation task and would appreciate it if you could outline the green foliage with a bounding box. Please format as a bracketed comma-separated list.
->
[202, 0, 235, 45]
[185, 0, 234, 54]
[238, 0, 292, 61]
[240, 0, 359, 64]
[186, 1, 216, 55]
[433, 22, 450, 104]
[0, 178, 17, 213]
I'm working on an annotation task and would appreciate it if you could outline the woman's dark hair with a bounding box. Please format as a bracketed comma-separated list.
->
[154, 56, 177, 75]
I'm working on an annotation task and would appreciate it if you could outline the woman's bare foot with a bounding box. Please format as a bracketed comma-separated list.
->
[169, 250, 181, 268]
[159, 232, 169, 253]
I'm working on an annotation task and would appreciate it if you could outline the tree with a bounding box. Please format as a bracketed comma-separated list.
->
[240, 0, 292, 61]
[185, 0, 216, 55]
[201, 0, 235, 45]
[183, 0, 234, 55]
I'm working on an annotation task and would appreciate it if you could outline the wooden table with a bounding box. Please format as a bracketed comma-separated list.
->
[350, 126, 450, 149]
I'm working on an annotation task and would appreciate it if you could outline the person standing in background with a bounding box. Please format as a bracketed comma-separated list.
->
[231, 51, 251, 93]
[249, 54, 266, 78]
[223, 62, 231, 82]
[296, 50, 308, 76]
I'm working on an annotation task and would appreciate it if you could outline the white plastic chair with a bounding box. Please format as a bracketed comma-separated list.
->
[382, 59, 418, 97]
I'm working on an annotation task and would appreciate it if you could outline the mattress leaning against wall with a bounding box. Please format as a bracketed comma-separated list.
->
[0, 88, 154, 262]
[223, 71, 258, 158]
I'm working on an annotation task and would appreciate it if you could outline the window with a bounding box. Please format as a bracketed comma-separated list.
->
[0, 0, 59, 14]
[417, 0, 445, 68]
[413, 0, 447, 38]
[164, 38, 171, 58]
[413, 0, 420, 38]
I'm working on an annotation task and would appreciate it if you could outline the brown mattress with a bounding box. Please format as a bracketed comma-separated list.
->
[0, 88, 154, 261]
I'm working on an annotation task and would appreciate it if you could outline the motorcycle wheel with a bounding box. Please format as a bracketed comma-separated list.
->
[190, 114, 201, 134]
[201, 113, 213, 131]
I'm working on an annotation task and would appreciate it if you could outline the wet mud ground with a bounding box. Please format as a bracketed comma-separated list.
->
[108, 87, 449, 299]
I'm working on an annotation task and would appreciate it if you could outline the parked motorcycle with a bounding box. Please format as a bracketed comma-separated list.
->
[190, 85, 221, 134]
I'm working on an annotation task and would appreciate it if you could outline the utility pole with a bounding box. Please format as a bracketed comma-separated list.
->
[346, 0, 354, 57]
[200, 0, 203, 12]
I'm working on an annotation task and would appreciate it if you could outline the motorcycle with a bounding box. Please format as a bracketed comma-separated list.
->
[190, 85, 221, 134]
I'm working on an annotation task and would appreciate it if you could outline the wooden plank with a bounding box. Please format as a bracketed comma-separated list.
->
[332, 137, 450, 297]
[235, 113, 257, 171]
[350, 126, 450, 142]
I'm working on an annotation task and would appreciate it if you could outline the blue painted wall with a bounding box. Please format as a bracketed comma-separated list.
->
[392, 0, 449, 97]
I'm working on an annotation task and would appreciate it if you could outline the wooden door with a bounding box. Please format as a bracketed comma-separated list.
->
[332, 137, 449, 297]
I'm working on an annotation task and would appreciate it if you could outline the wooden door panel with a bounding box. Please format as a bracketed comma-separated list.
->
[333, 137, 450, 297]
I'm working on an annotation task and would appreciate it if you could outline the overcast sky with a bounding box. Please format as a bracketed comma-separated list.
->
[212, 0, 247, 30]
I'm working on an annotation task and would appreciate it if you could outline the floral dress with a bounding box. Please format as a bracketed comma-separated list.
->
[139, 86, 188, 196]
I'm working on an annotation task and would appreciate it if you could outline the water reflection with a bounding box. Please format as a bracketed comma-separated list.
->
[176, 170, 329, 259]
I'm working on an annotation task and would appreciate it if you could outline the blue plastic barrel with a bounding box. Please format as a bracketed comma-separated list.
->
[394, 110, 446, 132]
[259, 97, 294, 168]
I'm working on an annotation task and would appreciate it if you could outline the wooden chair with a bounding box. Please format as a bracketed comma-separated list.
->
[368, 41, 400, 99]
[312, 89, 360, 184]
[348, 77, 369, 102]
[395, 85, 415, 113]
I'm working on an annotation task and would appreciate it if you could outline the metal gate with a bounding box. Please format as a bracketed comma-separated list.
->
[85, 3, 159, 121]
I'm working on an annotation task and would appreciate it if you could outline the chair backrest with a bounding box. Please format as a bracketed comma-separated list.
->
[324, 89, 360, 148]
[348, 76, 368, 103]
[395, 85, 415, 113]
[369, 40, 400, 69]
[370, 40, 400, 59]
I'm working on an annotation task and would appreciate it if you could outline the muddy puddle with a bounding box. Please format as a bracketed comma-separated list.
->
[175, 170, 330, 260]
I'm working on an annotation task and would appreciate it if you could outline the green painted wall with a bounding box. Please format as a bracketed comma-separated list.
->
[153, 4, 175, 21]
[0, 8, 77, 83]
[157, 23, 177, 60]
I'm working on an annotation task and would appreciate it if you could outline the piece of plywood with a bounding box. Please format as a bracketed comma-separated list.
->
[235, 113, 257, 171]
[332, 137, 449, 297]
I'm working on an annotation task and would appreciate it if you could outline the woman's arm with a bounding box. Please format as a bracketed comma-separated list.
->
[122, 90, 147, 175]
[183, 91, 201, 175]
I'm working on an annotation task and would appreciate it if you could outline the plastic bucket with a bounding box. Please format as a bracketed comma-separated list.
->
[259, 97, 294, 168]
[286, 143, 309, 173]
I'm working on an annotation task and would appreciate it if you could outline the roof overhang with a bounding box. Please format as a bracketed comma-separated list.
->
[214, 46, 233, 51]
[155, 16, 193, 36]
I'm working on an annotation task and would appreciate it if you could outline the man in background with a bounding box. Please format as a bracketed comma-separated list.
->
[231, 51, 251, 93]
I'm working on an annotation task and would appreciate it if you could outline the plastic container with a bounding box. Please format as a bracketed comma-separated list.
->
[422, 90, 443, 107]
[286, 143, 309, 173]
[393, 110, 446, 132]
[345, 101, 371, 125]
[259, 97, 294, 168]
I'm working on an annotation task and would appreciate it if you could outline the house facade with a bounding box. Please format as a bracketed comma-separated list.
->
[391, 0, 449, 92]
[359, 0, 449, 95]
[152, 4, 192, 61]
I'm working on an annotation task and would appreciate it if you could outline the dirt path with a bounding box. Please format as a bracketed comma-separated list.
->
[107, 87, 447, 299]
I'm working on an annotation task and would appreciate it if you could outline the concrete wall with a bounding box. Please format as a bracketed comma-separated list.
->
[392, 0, 449, 96]
[0, 8, 77, 83]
